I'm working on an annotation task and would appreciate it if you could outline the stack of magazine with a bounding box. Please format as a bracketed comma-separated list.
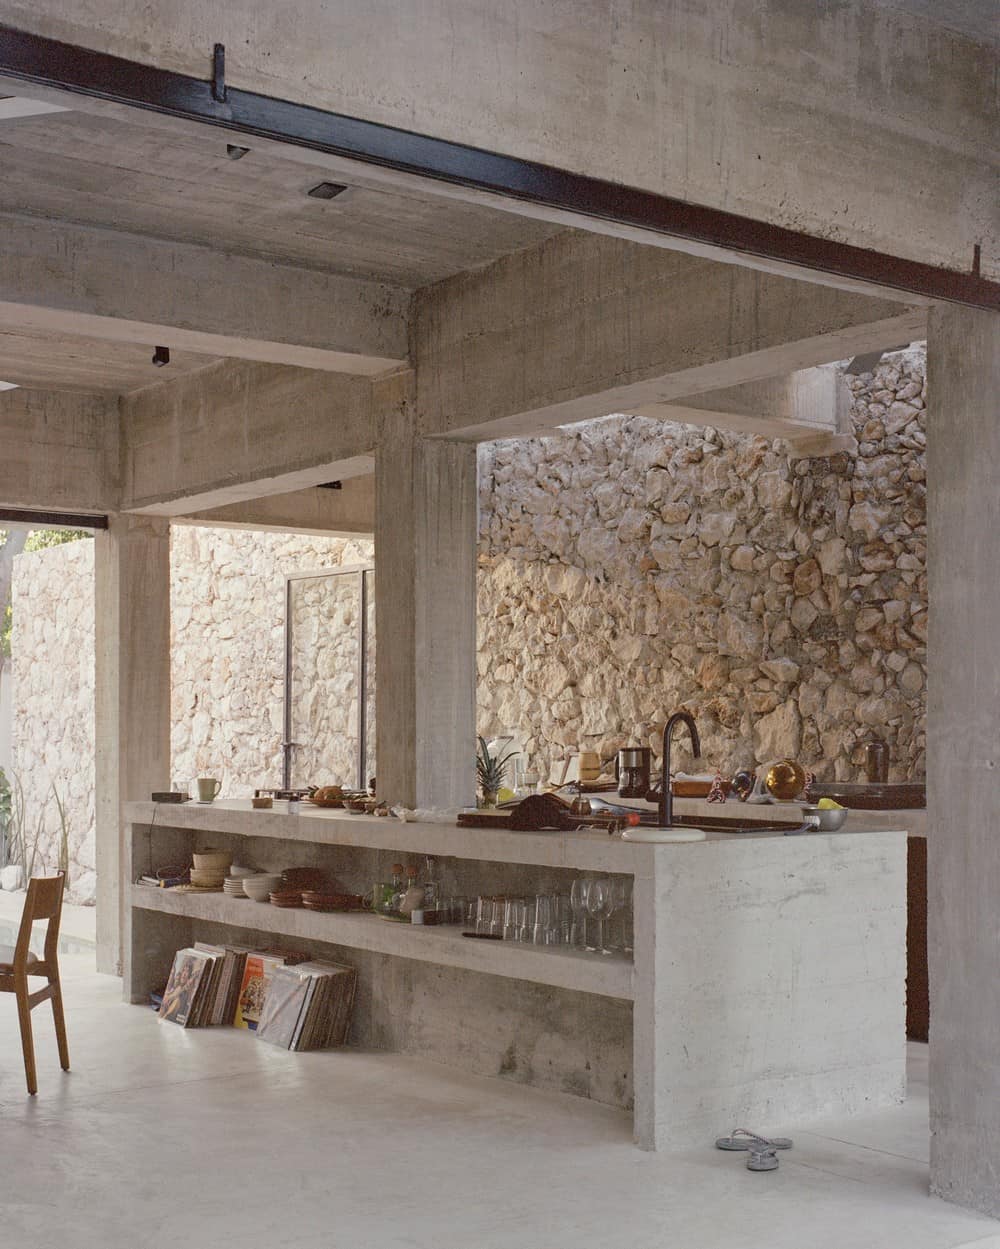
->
[255, 961, 358, 1051]
[157, 944, 310, 1030]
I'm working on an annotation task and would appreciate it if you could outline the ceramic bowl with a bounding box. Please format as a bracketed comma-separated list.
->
[193, 850, 233, 872]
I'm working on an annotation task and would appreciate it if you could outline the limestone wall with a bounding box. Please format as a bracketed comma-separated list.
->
[476, 351, 927, 782]
[170, 526, 373, 797]
[10, 539, 97, 901]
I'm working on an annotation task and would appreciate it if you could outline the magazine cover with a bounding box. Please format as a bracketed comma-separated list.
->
[234, 953, 285, 1031]
[158, 948, 212, 1027]
[256, 966, 312, 1050]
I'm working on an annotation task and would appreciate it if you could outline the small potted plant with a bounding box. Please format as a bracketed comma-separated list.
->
[476, 735, 515, 809]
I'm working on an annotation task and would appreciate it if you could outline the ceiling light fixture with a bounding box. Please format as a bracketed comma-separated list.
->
[152, 346, 170, 367]
[307, 181, 349, 200]
[226, 143, 250, 160]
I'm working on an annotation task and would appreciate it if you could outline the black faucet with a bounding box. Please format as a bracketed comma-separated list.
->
[658, 711, 702, 827]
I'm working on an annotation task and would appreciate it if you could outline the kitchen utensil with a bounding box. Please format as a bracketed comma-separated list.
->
[800, 804, 849, 831]
[617, 746, 652, 799]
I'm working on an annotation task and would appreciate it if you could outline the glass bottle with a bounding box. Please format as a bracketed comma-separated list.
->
[388, 863, 406, 918]
[422, 857, 439, 924]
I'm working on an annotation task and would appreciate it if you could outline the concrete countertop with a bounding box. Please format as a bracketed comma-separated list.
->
[125, 798, 910, 874]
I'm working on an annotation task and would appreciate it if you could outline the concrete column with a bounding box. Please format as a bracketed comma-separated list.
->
[374, 400, 477, 810]
[93, 515, 172, 975]
[927, 305, 1000, 1218]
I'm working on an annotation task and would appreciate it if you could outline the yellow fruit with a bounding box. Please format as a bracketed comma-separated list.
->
[497, 787, 516, 805]
[817, 798, 844, 810]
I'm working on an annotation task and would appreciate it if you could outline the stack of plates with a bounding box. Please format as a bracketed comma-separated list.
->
[281, 867, 329, 892]
[223, 877, 248, 898]
[269, 889, 303, 909]
[301, 891, 364, 913]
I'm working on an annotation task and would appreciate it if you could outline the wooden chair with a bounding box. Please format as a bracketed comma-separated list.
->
[0, 872, 70, 1094]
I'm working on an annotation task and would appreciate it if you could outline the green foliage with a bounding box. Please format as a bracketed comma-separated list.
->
[23, 528, 91, 552]
[1, 528, 92, 659]
[476, 734, 516, 795]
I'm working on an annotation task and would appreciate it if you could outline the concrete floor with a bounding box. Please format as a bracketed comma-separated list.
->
[1, 954, 998, 1249]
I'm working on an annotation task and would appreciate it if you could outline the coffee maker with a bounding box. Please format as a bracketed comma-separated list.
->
[616, 746, 652, 799]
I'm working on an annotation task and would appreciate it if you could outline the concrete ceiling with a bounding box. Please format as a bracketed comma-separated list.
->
[0, 110, 564, 287]
[886, 0, 999, 45]
[0, 325, 220, 395]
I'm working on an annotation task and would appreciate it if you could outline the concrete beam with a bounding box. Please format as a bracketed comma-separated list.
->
[183, 477, 374, 536]
[0, 386, 118, 512]
[415, 233, 925, 441]
[0, 1, 993, 282]
[0, 213, 410, 374]
[121, 359, 383, 514]
[648, 364, 855, 456]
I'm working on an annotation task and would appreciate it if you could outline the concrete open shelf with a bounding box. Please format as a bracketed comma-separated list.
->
[131, 883, 635, 1000]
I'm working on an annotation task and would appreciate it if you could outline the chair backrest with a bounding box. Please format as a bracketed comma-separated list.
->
[14, 872, 65, 971]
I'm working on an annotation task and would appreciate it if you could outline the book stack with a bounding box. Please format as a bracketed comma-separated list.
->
[256, 961, 358, 1051]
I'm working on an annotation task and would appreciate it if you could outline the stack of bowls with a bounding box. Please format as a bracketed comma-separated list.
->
[190, 849, 233, 891]
[223, 864, 256, 898]
[243, 873, 283, 903]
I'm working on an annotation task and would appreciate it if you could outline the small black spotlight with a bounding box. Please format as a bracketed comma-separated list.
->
[152, 346, 170, 367]
[226, 144, 250, 160]
[307, 181, 349, 200]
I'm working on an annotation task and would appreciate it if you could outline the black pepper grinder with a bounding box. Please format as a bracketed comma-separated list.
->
[864, 736, 889, 784]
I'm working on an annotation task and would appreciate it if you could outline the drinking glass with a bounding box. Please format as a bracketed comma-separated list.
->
[490, 896, 505, 937]
[503, 897, 524, 942]
[532, 894, 551, 945]
[586, 878, 615, 955]
[544, 894, 565, 946]
[570, 878, 590, 950]
[518, 898, 533, 944]
[475, 895, 491, 935]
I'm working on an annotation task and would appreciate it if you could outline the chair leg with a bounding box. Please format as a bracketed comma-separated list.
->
[15, 983, 37, 1096]
[50, 977, 70, 1072]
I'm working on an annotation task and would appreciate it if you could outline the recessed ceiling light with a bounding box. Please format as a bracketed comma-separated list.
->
[0, 96, 71, 120]
[226, 144, 250, 160]
[0, 381, 19, 391]
[307, 181, 350, 200]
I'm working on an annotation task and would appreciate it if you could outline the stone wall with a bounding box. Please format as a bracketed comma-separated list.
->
[10, 539, 97, 901]
[170, 526, 373, 796]
[476, 350, 927, 782]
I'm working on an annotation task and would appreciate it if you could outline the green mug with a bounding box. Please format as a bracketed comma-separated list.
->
[196, 777, 222, 803]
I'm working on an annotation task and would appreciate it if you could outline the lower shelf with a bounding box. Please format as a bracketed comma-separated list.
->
[131, 885, 634, 1001]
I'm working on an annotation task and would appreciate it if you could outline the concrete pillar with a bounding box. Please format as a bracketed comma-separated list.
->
[374, 403, 477, 810]
[93, 515, 172, 975]
[927, 304, 1000, 1217]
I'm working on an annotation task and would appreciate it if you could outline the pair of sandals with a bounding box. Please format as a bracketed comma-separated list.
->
[716, 1128, 793, 1171]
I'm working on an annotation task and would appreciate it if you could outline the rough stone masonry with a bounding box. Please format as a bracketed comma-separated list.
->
[477, 350, 927, 783]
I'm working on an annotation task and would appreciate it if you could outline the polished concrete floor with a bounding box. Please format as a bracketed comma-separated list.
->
[1, 953, 998, 1249]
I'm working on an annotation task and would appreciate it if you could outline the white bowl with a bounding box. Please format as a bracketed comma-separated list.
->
[228, 865, 256, 878]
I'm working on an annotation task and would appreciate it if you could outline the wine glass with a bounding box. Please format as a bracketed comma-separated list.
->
[586, 878, 614, 955]
[570, 878, 590, 950]
[610, 877, 631, 955]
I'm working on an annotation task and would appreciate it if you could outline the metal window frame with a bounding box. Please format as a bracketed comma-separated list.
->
[0, 24, 995, 311]
[282, 563, 373, 791]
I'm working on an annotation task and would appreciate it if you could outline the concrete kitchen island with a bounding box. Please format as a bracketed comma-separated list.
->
[125, 801, 907, 1149]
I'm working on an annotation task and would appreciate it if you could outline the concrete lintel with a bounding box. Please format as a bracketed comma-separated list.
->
[121, 359, 381, 514]
[0, 385, 119, 512]
[0, 213, 410, 374]
[635, 362, 855, 455]
[181, 477, 375, 536]
[417, 232, 926, 442]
